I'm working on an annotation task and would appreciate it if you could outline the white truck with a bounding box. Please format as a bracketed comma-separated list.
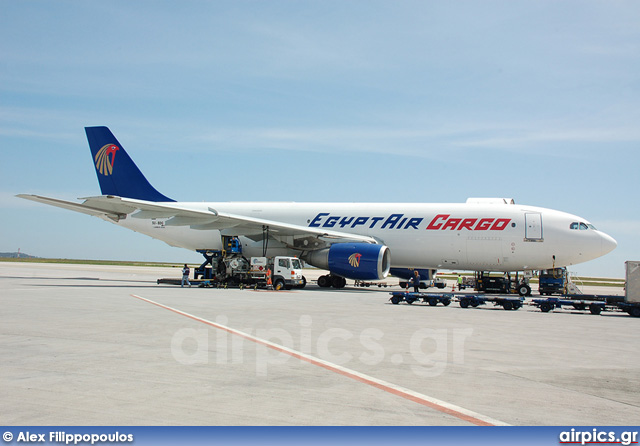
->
[192, 250, 305, 290]
[248, 256, 305, 290]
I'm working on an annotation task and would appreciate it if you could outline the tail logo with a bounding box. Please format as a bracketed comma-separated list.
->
[348, 253, 362, 268]
[95, 144, 120, 176]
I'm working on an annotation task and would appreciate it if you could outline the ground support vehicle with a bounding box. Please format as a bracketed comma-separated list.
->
[533, 261, 640, 317]
[433, 277, 448, 288]
[387, 291, 522, 310]
[159, 239, 305, 289]
[621, 261, 640, 317]
[397, 278, 447, 290]
[528, 294, 635, 316]
[474, 271, 532, 297]
[157, 277, 205, 286]
[355, 280, 391, 288]
[246, 256, 306, 290]
[456, 276, 475, 290]
[618, 302, 640, 317]
[532, 297, 609, 315]
[389, 292, 453, 306]
[538, 268, 568, 295]
[398, 278, 447, 289]
[458, 294, 524, 310]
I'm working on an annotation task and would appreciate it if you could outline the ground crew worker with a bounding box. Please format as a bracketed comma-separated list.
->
[181, 264, 191, 288]
[266, 267, 273, 289]
[410, 270, 420, 292]
[457, 274, 463, 291]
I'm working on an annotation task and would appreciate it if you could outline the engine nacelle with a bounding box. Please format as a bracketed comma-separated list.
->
[304, 243, 391, 280]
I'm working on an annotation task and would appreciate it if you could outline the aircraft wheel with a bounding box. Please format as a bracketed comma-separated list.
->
[332, 276, 346, 289]
[318, 275, 331, 288]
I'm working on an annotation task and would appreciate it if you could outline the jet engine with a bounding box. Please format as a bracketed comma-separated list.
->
[303, 243, 391, 280]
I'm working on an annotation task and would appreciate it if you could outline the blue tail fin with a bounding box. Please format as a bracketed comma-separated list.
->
[85, 126, 174, 202]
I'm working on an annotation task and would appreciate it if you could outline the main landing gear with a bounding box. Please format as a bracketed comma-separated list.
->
[317, 274, 347, 289]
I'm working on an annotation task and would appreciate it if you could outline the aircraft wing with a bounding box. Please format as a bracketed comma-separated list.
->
[109, 196, 380, 245]
[17, 194, 379, 247]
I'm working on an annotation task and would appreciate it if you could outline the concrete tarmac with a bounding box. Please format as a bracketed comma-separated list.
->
[1, 262, 638, 426]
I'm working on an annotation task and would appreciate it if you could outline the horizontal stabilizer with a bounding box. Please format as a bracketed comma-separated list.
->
[16, 194, 129, 221]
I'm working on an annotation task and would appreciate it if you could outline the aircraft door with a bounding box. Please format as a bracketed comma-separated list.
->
[525, 213, 543, 241]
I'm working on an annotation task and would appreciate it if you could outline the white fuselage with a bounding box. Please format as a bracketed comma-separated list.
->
[113, 201, 617, 272]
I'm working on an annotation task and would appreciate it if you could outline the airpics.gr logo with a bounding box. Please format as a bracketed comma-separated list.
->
[95, 144, 120, 176]
[348, 253, 362, 268]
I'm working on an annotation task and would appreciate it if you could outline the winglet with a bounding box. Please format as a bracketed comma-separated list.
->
[85, 126, 174, 202]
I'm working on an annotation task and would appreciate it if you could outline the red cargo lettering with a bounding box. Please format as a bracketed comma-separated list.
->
[442, 218, 462, 230]
[426, 214, 450, 230]
[490, 218, 511, 231]
[475, 218, 495, 230]
[458, 218, 478, 230]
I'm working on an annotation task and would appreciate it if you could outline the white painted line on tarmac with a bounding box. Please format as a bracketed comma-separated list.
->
[131, 293, 509, 426]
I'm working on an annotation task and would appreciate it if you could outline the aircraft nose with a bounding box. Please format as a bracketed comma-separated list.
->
[600, 232, 617, 256]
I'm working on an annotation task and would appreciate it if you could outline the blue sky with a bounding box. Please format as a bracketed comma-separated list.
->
[1, 1, 638, 277]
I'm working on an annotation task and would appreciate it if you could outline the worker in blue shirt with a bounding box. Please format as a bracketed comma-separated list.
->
[410, 270, 420, 292]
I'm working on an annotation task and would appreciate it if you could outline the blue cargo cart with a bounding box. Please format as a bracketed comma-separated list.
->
[532, 297, 608, 315]
[389, 292, 453, 306]
[458, 294, 524, 311]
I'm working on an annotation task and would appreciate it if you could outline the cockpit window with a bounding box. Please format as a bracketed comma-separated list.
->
[570, 222, 594, 230]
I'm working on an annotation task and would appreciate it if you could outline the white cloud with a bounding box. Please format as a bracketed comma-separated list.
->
[453, 127, 640, 149]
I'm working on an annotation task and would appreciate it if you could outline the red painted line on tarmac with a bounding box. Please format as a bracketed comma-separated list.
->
[131, 293, 508, 426]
